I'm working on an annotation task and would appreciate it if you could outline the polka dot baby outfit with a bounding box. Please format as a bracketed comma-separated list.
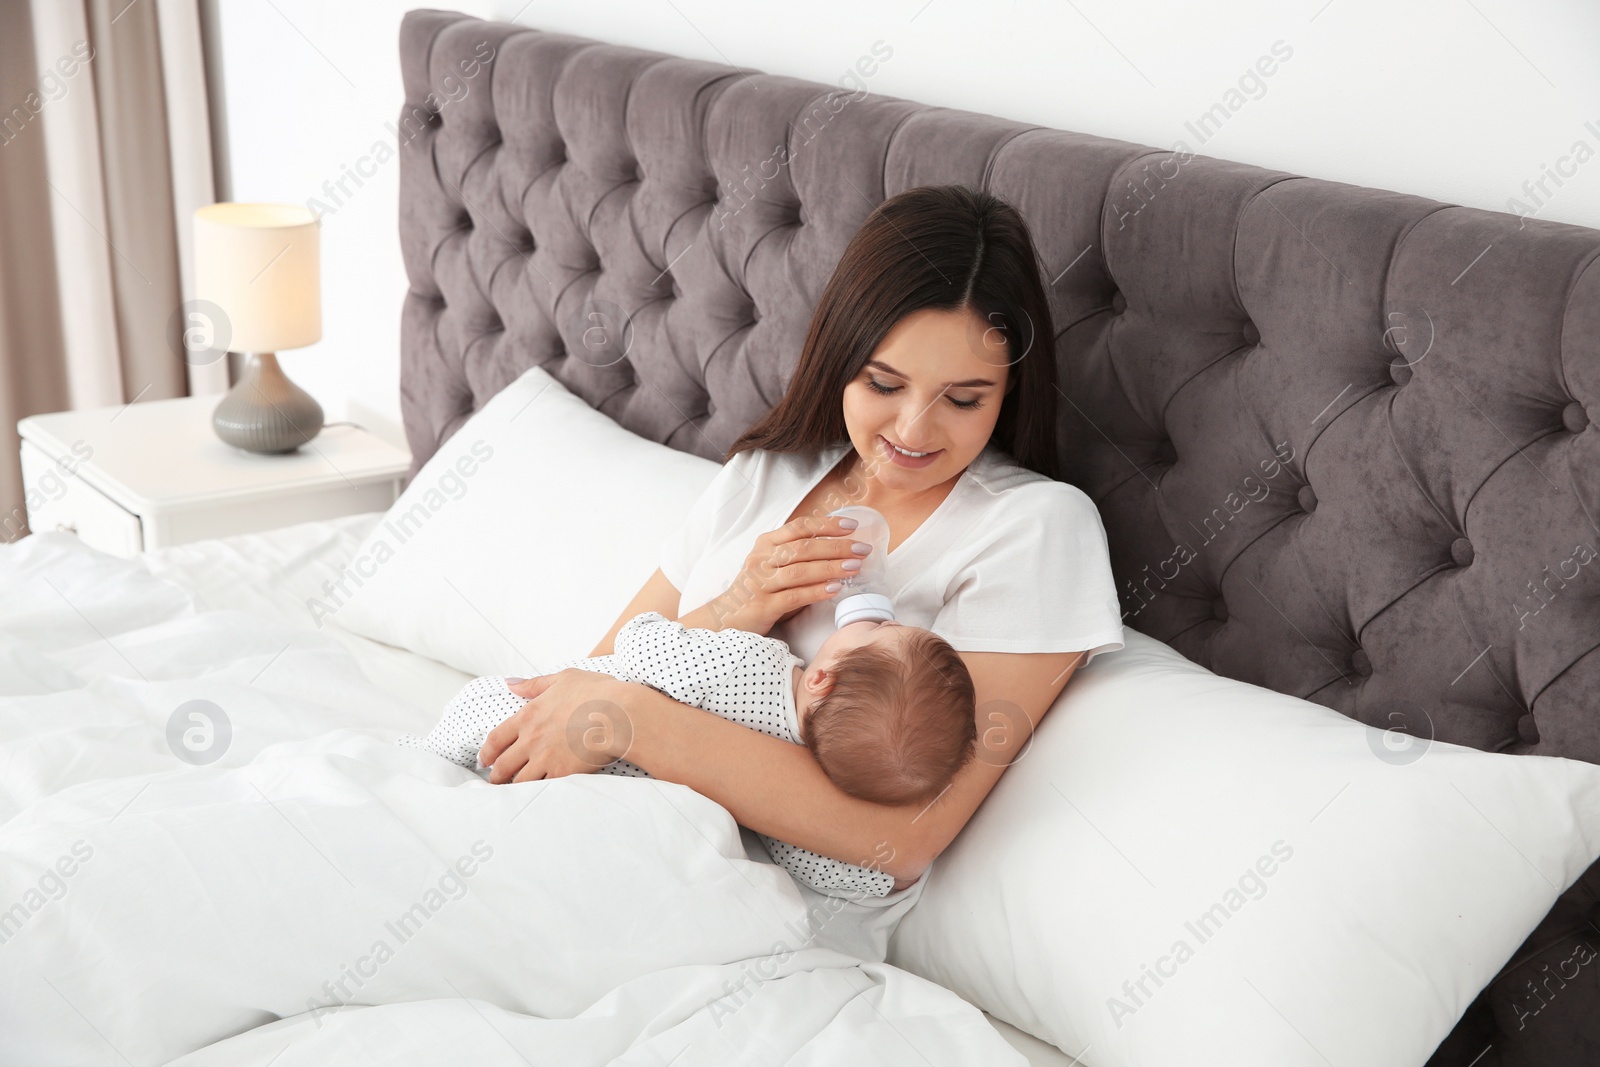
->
[396, 611, 896, 898]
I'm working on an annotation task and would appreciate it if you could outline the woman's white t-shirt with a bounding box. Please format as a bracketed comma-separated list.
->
[655, 439, 1125, 963]
[660, 440, 1126, 667]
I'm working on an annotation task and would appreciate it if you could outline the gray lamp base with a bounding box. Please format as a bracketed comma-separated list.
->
[212, 352, 324, 454]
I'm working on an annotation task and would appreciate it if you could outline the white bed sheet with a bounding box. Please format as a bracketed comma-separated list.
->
[2, 533, 1031, 1064]
[138, 514, 1075, 1067]
[140, 511, 476, 718]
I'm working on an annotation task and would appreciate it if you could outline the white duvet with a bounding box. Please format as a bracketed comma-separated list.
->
[0, 533, 1021, 1066]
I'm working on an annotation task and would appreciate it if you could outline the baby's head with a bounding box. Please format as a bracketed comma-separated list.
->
[794, 620, 976, 807]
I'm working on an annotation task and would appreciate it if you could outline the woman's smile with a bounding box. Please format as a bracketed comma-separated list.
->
[878, 434, 944, 468]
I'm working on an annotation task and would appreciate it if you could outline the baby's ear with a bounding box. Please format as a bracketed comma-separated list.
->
[804, 666, 834, 697]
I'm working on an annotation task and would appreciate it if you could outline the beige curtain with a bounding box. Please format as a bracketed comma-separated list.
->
[0, 1, 70, 544]
[0, 0, 225, 543]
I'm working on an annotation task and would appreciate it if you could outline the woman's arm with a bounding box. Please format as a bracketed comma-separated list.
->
[588, 569, 682, 656]
[594, 646, 1086, 883]
[587, 568, 764, 657]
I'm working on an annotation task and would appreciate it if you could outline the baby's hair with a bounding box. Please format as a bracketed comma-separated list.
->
[801, 628, 977, 807]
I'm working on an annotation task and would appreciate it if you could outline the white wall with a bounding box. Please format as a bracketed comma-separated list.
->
[215, 0, 1600, 451]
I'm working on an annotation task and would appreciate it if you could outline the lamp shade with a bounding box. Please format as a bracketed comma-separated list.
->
[194, 203, 321, 353]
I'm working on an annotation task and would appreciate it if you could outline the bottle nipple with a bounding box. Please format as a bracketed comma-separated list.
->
[827, 505, 896, 628]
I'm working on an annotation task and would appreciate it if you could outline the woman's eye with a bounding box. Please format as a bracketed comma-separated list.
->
[864, 377, 984, 410]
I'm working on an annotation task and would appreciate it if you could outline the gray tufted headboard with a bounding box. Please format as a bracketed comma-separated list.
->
[396, 11, 1598, 1062]
[396, 9, 1598, 767]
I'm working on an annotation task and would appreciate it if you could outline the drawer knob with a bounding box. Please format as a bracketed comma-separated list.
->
[55, 521, 78, 535]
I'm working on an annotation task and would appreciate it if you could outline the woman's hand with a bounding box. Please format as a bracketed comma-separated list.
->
[478, 669, 631, 783]
[694, 514, 869, 636]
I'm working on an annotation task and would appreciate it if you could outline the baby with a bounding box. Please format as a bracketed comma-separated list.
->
[397, 610, 977, 898]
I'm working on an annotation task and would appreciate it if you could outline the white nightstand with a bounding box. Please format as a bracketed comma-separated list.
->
[18, 394, 411, 558]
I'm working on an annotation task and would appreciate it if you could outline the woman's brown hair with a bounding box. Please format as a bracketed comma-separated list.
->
[726, 183, 1059, 481]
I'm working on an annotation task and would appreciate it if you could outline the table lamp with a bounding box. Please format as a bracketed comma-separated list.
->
[195, 203, 323, 453]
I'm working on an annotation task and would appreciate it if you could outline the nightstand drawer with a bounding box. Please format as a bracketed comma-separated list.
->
[20, 440, 144, 557]
[141, 480, 400, 548]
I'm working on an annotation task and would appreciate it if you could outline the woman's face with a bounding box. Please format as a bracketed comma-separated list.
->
[841, 305, 1011, 493]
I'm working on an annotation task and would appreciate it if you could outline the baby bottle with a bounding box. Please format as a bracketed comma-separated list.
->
[827, 505, 896, 628]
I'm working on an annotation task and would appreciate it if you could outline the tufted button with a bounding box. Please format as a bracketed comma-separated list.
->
[1389, 358, 1412, 386]
[634, 164, 646, 183]
[1450, 537, 1474, 567]
[1516, 714, 1539, 745]
[1351, 649, 1372, 677]
[1241, 320, 1260, 346]
[1297, 485, 1317, 513]
[1212, 597, 1228, 622]
[1109, 291, 1127, 314]
[1563, 401, 1589, 433]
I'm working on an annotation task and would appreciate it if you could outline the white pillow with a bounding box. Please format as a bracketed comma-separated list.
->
[328, 366, 720, 678]
[889, 629, 1600, 1067]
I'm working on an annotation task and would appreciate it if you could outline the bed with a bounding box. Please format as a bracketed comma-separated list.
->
[389, 9, 1600, 1065]
[0, 7, 1595, 1065]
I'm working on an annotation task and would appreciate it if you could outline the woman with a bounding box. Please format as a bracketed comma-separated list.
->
[479, 184, 1124, 952]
